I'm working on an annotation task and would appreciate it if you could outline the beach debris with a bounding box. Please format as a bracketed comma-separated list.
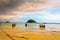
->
[12, 23, 16, 28]
[11, 35, 28, 40]
[39, 23, 45, 30]
[25, 23, 27, 28]
[40, 23, 45, 27]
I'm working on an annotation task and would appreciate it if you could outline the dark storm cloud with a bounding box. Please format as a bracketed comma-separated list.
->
[0, 0, 60, 15]
[1, 0, 60, 21]
[0, 0, 23, 10]
[0, 0, 44, 10]
[0, 0, 50, 21]
[0, 0, 25, 15]
[0, 0, 47, 14]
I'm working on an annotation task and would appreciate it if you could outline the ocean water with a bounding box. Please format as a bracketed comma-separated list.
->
[0, 22, 60, 31]
[0, 22, 39, 29]
[45, 24, 60, 31]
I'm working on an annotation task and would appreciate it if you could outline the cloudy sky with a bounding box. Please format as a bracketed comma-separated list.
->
[0, 0, 60, 22]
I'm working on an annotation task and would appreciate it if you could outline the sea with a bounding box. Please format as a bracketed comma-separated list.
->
[0, 22, 60, 31]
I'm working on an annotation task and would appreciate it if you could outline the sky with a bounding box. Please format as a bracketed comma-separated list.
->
[0, 0, 60, 23]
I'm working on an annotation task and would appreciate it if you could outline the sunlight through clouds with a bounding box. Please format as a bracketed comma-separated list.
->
[0, 15, 25, 20]
[0, 0, 60, 22]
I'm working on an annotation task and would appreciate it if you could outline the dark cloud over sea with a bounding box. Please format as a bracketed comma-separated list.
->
[0, 0, 60, 22]
[0, 0, 48, 14]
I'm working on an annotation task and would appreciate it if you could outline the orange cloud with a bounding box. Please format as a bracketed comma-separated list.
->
[7, 0, 52, 15]
[0, 0, 60, 21]
[0, 15, 25, 20]
[10, 0, 60, 15]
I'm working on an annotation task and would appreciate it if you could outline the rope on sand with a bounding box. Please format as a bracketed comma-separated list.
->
[10, 35, 28, 40]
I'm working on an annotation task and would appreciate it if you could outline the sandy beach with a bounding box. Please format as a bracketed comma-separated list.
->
[0, 27, 60, 40]
[0, 0, 60, 40]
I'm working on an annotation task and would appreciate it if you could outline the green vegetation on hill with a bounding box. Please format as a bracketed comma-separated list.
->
[26, 19, 36, 23]
[6, 21, 10, 23]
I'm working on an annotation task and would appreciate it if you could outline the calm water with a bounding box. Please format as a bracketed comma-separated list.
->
[0, 22, 60, 31]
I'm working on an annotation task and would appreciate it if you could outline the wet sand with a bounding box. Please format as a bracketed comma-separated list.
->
[0, 28, 60, 40]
